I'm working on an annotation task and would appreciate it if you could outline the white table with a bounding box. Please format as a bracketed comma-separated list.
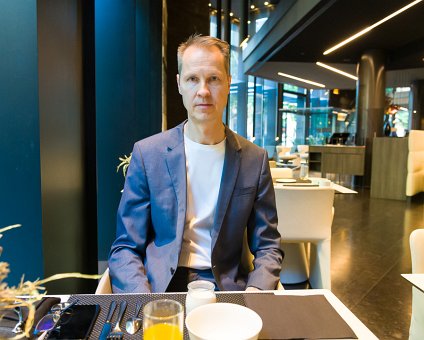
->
[274, 177, 357, 194]
[402, 273, 424, 293]
[273, 289, 377, 340]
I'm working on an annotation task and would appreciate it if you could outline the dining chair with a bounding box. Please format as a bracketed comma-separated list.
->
[275, 186, 335, 289]
[409, 228, 424, 340]
[95, 268, 112, 294]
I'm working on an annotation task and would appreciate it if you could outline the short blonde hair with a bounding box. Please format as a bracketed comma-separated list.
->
[177, 34, 230, 76]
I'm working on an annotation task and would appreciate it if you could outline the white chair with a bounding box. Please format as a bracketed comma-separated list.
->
[95, 268, 112, 294]
[270, 167, 293, 180]
[275, 186, 335, 289]
[409, 229, 424, 340]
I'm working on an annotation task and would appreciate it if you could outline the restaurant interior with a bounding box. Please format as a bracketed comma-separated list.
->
[1, 0, 424, 339]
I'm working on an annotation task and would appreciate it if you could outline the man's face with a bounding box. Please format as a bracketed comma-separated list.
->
[177, 45, 231, 125]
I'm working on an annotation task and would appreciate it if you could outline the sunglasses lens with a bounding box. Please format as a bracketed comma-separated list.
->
[35, 314, 56, 333]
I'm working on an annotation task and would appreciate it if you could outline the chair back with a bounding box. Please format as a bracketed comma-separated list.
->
[270, 167, 293, 179]
[95, 268, 112, 294]
[275, 186, 335, 241]
[409, 228, 424, 340]
[410, 229, 424, 273]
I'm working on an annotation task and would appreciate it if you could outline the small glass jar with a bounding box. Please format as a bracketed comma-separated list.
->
[299, 162, 309, 180]
[185, 280, 216, 315]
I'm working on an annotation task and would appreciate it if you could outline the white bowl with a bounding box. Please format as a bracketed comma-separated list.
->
[185, 302, 262, 340]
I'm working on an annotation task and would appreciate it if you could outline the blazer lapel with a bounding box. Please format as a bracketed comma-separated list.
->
[165, 123, 187, 240]
[211, 126, 241, 249]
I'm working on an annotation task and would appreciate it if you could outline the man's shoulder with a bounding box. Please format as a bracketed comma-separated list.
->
[227, 129, 265, 155]
[135, 122, 183, 151]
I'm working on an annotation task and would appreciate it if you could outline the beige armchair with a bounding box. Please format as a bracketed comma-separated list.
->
[406, 130, 424, 197]
[409, 228, 424, 340]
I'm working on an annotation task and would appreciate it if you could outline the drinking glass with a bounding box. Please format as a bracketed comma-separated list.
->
[185, 280, 216, 314]
[299, 162, 309, 180]
[143, 299, 183, 340]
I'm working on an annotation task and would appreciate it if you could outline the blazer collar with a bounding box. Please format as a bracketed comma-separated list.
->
[211, 126, 242, 249]
[165, 121, 243, 250]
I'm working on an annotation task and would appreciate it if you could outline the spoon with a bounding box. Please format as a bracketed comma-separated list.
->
[125, 301, 143, 334]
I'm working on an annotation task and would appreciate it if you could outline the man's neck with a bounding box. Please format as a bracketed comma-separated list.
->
[184, 121, 226, 145]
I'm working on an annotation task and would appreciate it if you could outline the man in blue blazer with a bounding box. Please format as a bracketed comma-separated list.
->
[109, 35, 283, 293]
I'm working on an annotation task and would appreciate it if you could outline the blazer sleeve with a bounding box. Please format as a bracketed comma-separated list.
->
[108, 143, 152, 293]
[246, 149, 284, 290]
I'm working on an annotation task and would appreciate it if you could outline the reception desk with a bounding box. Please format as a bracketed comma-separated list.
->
[309, 145, 366, 177]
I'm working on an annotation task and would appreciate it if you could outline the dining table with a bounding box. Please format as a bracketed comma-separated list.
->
[47, 288, 377, 340]
[273, 177, 357, 194]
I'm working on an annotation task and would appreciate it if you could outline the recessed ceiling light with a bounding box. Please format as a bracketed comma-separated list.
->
[323, 0, 423, 55]
[277, 72, 326, 88]
[229, 12, 234, 16]
[316, 62, 358, 80]
[251, 5, 255, 9]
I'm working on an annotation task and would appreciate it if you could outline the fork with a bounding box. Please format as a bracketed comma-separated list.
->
[107, 300, 127, 340]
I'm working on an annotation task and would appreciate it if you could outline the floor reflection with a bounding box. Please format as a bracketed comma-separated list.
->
[331, 190, 424, 339]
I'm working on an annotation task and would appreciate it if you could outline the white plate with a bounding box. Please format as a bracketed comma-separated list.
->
[276, 178, 296, 183]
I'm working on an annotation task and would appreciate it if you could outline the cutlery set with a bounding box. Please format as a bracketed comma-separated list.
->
[99, 300, 142, 340]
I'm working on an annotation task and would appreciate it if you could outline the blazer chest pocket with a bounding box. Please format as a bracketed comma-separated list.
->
[233, 186, 256, 197]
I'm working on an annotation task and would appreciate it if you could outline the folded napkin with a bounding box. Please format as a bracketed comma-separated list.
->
[244, 294, 357, 339]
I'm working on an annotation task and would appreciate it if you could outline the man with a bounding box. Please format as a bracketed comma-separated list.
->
[108, 34, 283, 293]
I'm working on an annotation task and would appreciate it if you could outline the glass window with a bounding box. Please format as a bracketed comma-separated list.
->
[385, 87, 410, 137]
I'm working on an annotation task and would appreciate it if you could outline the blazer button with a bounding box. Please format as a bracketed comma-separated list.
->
[170, 267, 175, 275]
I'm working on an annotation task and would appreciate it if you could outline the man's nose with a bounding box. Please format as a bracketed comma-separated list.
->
[197, 81, 211, 97]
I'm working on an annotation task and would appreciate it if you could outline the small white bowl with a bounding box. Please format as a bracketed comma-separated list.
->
[185, 302, 262, 340]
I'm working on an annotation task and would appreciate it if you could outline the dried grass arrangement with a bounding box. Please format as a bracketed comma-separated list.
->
[0, 224, 100, 338]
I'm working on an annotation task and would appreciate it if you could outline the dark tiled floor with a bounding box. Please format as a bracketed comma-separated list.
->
[329, 188, 423, 339]
[282, 170, 424, 338]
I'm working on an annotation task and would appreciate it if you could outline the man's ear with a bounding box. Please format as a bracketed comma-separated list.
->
[176, 74, 182, 95]
[227, 75, 232, 93]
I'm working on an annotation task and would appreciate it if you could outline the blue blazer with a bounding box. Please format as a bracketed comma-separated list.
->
[109, 122, 283, 293]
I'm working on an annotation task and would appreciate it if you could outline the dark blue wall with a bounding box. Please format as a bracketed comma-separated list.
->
[95, 0, 162, 264]
[0, 1, 44, 284]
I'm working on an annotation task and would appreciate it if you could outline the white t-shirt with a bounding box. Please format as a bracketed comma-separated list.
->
[178, 133, 226, 269]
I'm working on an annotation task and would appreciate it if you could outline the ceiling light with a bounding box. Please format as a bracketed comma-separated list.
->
[229, 12, 234, 16]
[316, 62, 358, 80]
[247, 20, 251, 24]
[264, 1, 269, 5]
[251, 5, 255, 9]
[323, 0, 423, 55]
[277, 72, 326, 88]
[208, 3, 211, 7]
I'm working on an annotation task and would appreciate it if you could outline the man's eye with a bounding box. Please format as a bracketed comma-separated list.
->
[210, 76, 219, 82]
[187, 76, 197, 82]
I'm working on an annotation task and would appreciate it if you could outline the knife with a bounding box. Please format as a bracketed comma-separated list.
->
[99, 300, 117, 340]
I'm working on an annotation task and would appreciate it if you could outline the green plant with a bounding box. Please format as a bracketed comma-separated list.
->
[117, 153, 132, 178]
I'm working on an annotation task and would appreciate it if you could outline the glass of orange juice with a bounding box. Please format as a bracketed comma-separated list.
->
[143, 299, 184, 340]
